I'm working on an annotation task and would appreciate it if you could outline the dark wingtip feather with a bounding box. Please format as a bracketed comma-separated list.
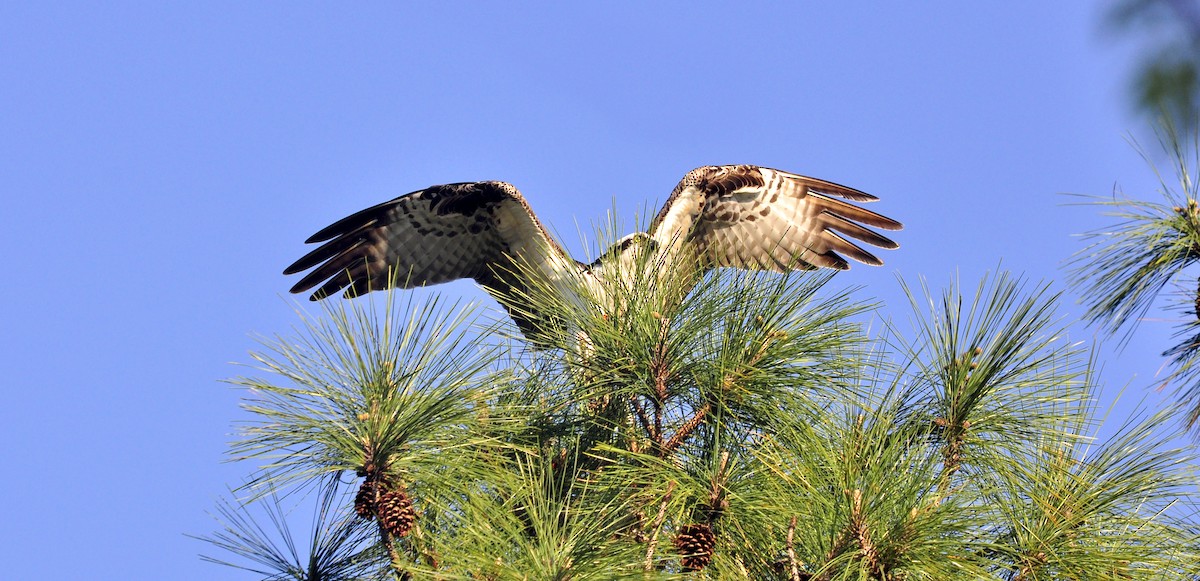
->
[290, 279, 315, 295]
[824, 252, 851, 269]
[303, 203, 390, 244]
[823, 231, 884, 267]
[823, 213, 900, 250]
[814, 193, 904, 232]
[820, 187, 878, 203]
[776, 170, 880, 202]
[283, 255, 316, 276]
[877, 218, 903, 231]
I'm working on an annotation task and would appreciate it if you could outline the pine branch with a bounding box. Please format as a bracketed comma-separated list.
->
[650, 313, 672, 448]
[849, 488, 884, 579]
[632, 395, 657, 444]
[662, 402, 710, 454]
[786, 515, 804, 581]
[643, 481, 677, 571]
[377, 520, 405, 579]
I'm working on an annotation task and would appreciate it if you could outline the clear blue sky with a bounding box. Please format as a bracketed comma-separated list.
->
[0, 3, 1183, 578]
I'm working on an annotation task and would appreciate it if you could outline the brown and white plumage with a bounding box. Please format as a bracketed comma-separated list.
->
[648, 166, 901, 272]
[284, 165, 902, 337]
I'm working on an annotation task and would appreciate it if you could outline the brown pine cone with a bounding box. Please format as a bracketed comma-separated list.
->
[674, 522, 716, 572]
[354, 478, 379, 519]
[378, 489, 417, 538]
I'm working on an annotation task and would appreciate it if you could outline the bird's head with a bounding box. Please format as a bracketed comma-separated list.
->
[614, 231, 655, 254]
[587, 232, 658, 272]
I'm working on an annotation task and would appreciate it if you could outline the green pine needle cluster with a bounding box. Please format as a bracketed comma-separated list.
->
[1068, 121, 1200, 428]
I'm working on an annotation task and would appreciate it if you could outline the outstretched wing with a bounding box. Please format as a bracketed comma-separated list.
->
[284, 181, 579, 330]
[649, 165, 901, 271]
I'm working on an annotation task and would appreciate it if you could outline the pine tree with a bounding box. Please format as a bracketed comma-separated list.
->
[202, 223, 1200, 579]
[1068, 120, 1200, 429]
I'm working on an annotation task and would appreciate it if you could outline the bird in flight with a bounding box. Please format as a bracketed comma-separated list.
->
[284, 165, 901, 337]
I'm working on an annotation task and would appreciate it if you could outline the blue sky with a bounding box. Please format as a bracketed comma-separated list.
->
[0, 2, 1186, 578]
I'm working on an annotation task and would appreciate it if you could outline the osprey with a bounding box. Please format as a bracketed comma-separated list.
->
[284, 165, 901, 337]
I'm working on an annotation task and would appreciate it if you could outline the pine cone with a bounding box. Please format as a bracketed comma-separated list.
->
[354, 478, 379, 519]
[378, 489, 417, 537]
[674, 522, 716, 572]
